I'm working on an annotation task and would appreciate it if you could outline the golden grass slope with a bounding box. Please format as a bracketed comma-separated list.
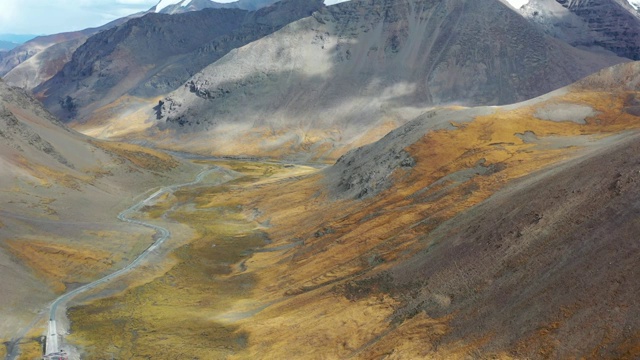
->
[4, 240, 116, 294]
[67, 63, 640, 359]
[67, 161, 318, 359]
[90, 140, 179, 172]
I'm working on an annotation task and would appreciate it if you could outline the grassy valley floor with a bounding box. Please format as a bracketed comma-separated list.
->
[66, 160, 320, 359]
[32, 74, 640, 359]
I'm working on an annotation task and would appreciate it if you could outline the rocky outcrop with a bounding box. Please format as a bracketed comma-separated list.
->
[36, 0, 324, 122]
[521, 0, 640, 59]
[326, 107, 494, 199]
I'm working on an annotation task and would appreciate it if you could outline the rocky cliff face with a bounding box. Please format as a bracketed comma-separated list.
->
[151, 0, 624, 158]
[521, 0, 640, 59]
[36, 0, 324, 122]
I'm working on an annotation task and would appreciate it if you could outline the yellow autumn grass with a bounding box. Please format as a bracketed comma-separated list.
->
[5, 240, 116, 293]
[66, 89, 640, 358]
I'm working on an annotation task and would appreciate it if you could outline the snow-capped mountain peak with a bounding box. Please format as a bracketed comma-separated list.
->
[501, 0, 640, 10]
[502, 0, 530, 8]
[155, 0, 190, 13]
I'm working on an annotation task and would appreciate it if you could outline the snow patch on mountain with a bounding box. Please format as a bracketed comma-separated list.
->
[155, 0, 190, 12]
[502, 0, 530, 8]
[503, 0, 638, 11]
[153, 0, 351, 13]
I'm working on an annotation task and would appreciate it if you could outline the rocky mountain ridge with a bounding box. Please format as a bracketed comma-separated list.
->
[520, 0, 640, 59]
[36, 0, 324, 122]
[155, 0, 280, 14]
[0, 13, 149, 91]
[148, 0, 625, 159]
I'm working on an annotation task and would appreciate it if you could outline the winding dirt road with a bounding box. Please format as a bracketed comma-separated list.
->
[5, 167, 220, 360]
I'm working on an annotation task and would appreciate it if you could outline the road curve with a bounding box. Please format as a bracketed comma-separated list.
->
[42, 167, 219, 358]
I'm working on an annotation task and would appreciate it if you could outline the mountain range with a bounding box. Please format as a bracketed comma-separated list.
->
[35, 0, 324, 123]
[0, 41, 19, 52]
[141, 0, 626, 158]
[0, 0, 284, 92]
[0, 14, 149, 92]
[154, 0, 281, 13]
[1, 0, 640, 358]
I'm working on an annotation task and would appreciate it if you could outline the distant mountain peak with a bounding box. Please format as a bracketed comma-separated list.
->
[155, 0, 190, 13]
[517, 0, 640, 59]
[503, 0, 640, 10]
[152, 0, 281, 14]
[501, 0, 530, 9]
